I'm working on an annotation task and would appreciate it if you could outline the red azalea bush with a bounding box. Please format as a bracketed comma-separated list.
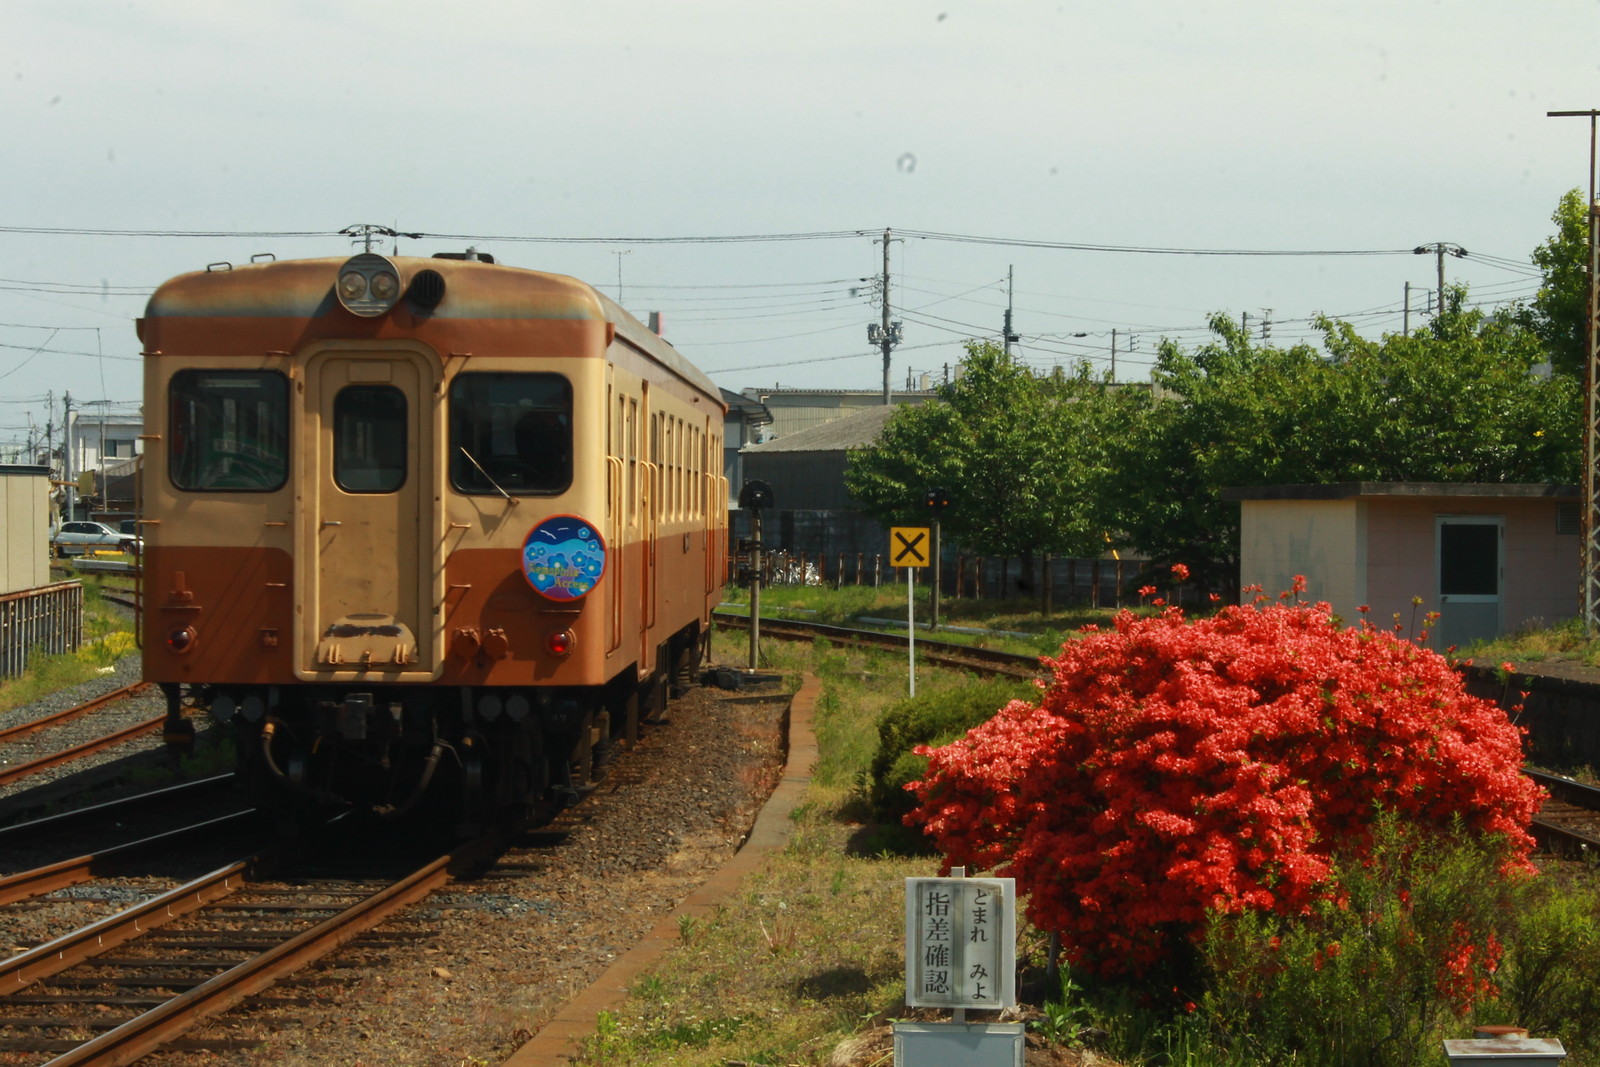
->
[904, 580, 1543, 978]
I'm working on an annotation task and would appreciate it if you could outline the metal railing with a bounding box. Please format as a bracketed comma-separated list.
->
[0, 581, 83, 679]
[730, 550, 1148, 607]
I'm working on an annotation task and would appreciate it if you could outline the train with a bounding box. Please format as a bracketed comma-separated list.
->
[137, 246, 727, 828]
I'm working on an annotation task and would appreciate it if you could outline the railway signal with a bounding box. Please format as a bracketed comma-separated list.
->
[739, 480, 774, 670]
[924, 487, 950, 628]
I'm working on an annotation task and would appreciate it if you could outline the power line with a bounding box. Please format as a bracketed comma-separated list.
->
[0, 222, 1434, 258]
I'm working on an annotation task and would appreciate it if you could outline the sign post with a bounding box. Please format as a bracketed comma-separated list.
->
[891, 527, 930, 696]
[899, 869, 1022, 1066]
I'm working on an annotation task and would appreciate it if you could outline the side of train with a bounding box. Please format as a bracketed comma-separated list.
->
[137, 248, 727, 825]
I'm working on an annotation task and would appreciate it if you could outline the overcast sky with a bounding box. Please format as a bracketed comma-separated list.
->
[3, 1, 1598, 454]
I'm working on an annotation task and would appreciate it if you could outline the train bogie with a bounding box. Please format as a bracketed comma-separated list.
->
[139, 250, 727, 826]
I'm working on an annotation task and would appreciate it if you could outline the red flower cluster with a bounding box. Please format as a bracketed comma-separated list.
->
[904, 596, 1542, 977]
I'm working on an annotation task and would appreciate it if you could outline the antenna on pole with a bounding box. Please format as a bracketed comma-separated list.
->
[340, 224, 419, 253]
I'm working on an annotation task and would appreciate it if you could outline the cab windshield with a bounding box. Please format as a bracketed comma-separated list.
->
[448, 372, 572, 495]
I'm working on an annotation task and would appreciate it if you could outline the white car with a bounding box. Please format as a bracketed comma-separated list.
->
[50, 520, 141, 557]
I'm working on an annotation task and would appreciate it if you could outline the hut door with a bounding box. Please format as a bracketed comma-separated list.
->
[1434, 516, 1502, 650]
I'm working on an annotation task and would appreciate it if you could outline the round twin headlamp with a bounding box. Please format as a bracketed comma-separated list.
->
[335, 253, 403, 318]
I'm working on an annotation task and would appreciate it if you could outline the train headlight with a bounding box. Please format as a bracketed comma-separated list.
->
[547, 630, 575, 657]
[334, 253, 403, 318]
[369, 269, 400, 301]
[168, 626, 197, 653]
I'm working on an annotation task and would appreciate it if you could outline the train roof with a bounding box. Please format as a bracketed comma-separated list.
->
[141, 254, 723, 405]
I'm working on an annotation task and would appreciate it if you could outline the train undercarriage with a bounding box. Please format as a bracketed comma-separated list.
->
[159, 626, 706, 831]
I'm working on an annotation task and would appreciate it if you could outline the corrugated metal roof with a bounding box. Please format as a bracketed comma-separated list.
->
[740, 404, 900, 453]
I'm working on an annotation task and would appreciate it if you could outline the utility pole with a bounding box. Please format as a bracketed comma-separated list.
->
[1002, 266, 1019, 357]
[1404, 282, 1413, 335]
[1549, 109, 1600, 631]
[867, 229, 903, 404]
[1413, 243, 1467, 317]
[62, 392, 74, 522]
[1110, 329, 1117, 381]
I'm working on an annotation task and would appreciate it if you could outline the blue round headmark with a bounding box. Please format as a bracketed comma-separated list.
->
[522, 515, 606, 601]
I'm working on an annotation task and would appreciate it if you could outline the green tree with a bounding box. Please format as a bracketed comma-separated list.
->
[845, 343, 1138, 587]
[1103, 315, 1335, 590]
[1317, 292, 1579, 483]
[1106, 300, 1580, 590]
[1528, 188, 1592, 379]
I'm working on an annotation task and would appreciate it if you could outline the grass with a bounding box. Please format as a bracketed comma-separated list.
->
[566, 611, 1089, 1067]
[1464, 617, 1600, 671]
[576, 587, 1600, 1067]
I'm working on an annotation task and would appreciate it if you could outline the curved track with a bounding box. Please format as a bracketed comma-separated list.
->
[713, 610, 1042, 678]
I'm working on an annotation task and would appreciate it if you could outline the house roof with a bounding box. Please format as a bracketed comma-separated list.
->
[1222, 481, 1579, 502]
[739, 404, 899, 453]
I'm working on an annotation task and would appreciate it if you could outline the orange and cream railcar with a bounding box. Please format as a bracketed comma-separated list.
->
[138, 250, 727, 824]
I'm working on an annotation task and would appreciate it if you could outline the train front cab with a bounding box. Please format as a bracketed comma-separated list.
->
[139, 254, 726, 828]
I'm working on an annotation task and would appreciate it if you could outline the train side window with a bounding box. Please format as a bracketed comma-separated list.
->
[168, 370, 289, 492]
[334, 385, 407, 493]
[448, 372, 572, 495]
[626, 398, 638, 523]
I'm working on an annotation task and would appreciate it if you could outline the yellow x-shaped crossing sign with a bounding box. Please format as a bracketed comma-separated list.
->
[890, 527, 930, 568]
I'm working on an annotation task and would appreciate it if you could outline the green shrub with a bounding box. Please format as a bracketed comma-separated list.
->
[863, 677, 1034, 827]
[1478, 870, 1600, 1057]
[1195, 816, 1538, 1067]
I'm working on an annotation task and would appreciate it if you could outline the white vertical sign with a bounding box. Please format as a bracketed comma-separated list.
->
[905, 877, 1017, 1010]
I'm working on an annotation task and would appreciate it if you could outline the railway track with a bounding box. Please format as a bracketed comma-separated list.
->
[0, 839, 480, 1062]
[0, 776, 501, 1063]
[0, 683, 162, 791]
[1525, 769, 1600, 856]
[712, 610, 1042, 678]
[0, 668, 788, 1064]
[0, 775, 250, 907]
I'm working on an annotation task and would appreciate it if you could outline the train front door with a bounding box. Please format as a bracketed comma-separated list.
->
[298, 349, 438, 678]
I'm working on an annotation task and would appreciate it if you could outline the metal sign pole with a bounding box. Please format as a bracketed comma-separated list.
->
[908, 565, 916, 697]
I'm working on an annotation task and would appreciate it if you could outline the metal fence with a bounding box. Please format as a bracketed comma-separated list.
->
[732, 551, 1148, 608]
[0, 581, 83, 680]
